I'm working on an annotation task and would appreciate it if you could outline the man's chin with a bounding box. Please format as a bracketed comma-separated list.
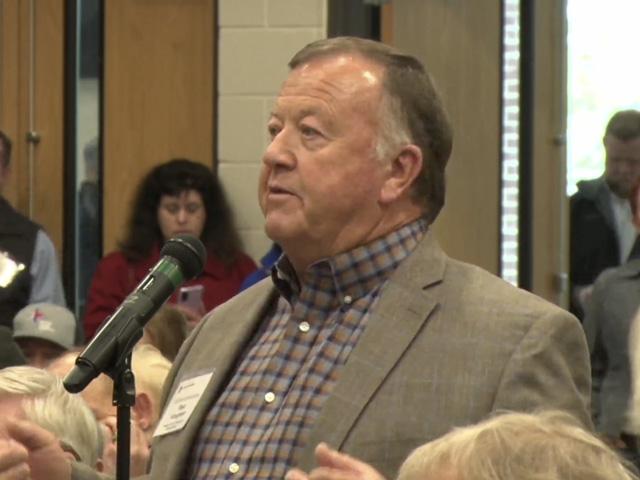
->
[264, 218, 297, 245]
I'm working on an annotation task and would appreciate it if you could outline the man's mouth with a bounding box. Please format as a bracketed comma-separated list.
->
[268, 184, 293, 196]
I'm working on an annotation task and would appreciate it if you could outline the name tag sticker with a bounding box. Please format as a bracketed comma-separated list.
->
[153, 371, 214, 438]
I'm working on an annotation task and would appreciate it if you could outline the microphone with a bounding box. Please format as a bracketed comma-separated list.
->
[64, 234, 206, 393]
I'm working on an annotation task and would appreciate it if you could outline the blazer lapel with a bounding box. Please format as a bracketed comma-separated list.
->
[296, 232, 447, 469]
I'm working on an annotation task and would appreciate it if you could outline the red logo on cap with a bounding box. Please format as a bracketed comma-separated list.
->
[31, 308, 46, 323]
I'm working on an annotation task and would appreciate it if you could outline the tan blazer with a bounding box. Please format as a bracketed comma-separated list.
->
[140, 231, 591, 479]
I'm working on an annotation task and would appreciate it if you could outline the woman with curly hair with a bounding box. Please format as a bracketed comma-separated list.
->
[83, 159, 256, 340]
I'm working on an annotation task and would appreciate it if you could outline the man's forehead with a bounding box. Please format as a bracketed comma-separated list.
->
[269, 99, 333, 121]
[271, 60, 383, 122]
[605, 135, 640, 156]
[286, 54, 382, 92]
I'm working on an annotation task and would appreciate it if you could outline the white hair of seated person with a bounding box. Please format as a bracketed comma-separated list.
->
[0, 365, 101, 468]
[47, 344, 171, 439]
[397, 410, 638, 480]
[131, 344, 172, 436]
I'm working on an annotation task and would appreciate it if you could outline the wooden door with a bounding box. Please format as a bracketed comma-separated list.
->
[0, 0, 65, 256]
[389, 0, 502, 274]
[103, 0, 216, 253]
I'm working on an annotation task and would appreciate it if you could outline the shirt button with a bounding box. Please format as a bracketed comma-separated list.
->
[299, 321, 310, 333]
[264, 391, 275, 403]
[344, 295, 353, 305]
[229, 462, 240, 474]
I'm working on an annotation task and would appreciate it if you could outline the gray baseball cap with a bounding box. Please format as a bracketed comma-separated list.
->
[12, 303, 76, 350]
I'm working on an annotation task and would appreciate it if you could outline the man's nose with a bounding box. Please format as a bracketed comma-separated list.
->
[263, 129, 296, 169]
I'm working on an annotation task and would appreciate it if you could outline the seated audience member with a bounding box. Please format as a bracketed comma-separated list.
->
[584, 179, 640, 455]
[12, 303, 75, 368]
[47, 344, 171, 476]
[47, 349, 114, 431]
[0, 325, 26, 368]
[83, 158, 256, 339]
[0, 366, 101, 470]
[0, 130, 66, 328]
[139, 305, 188, 360]
[129, 344, 172, 443]
[286, 411, 638, 480]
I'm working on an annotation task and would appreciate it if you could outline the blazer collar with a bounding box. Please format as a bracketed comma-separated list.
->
[296, 230, 446, 469]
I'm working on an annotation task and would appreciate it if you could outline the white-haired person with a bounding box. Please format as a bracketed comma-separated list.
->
[128, 343, 172, 443]
[47, 344, 171, 476]
[0, 366, 102, 471]
[286, 411, 638, 480]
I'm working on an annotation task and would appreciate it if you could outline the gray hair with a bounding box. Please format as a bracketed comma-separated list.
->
[0, 366, 101, 467]
[289, 36, 453, 222]
[397, 410, 637, 480]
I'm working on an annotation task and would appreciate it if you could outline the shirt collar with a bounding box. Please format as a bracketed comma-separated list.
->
[272, 218, 428, 304]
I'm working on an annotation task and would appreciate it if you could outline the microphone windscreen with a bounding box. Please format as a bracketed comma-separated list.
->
[161, 235, 207, 279]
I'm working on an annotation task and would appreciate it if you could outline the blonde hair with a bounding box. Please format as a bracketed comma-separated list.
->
[0, 366, 101, 466]
[132, 344, 171, 420]
[397, 411, 637, 480]
[142, 306, 188, 361]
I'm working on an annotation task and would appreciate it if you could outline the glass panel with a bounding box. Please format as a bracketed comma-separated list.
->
[75, 0, 101, 319]
[500, 0, 520, 285]
[566, 0, 640, 195]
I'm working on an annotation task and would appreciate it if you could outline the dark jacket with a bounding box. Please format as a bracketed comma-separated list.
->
[0, 196, 39, 327]
[570, 177, 621, 318]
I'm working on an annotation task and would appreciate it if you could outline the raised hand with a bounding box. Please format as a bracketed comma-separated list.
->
[285, 443, 386, 480]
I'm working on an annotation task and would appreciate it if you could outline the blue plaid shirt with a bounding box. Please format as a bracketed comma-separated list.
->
[188, 219, 427, 479]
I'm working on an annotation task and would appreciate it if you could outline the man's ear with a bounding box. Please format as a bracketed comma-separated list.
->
[379, 144, 423, 205]
[133, 391, 154, 431]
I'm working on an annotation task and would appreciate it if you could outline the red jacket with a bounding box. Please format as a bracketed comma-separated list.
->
[83, 246, 257, 340]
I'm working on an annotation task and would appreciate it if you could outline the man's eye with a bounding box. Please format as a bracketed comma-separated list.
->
[301, 126, 320, 138]
[268, 126, 280, 138]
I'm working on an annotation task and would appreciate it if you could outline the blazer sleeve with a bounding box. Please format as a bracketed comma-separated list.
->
[492, 310, 593, 430]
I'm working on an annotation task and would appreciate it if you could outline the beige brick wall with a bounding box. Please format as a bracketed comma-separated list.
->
[218, 0, 327, 261]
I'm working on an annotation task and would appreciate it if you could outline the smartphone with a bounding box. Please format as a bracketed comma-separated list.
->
[177, 284, 204, 311]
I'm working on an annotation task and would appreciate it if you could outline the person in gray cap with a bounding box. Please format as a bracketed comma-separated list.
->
[12, 303, 76, 368]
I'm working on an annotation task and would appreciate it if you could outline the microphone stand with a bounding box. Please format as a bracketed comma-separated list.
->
[113, 353, 136, 480]
[63, 235, 208, 479]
